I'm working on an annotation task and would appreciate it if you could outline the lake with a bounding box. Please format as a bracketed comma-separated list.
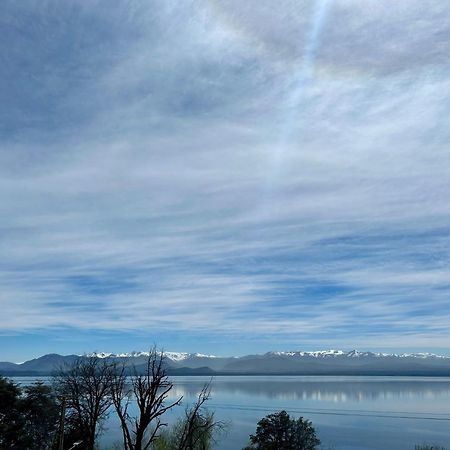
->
[12, 375, 450, 449]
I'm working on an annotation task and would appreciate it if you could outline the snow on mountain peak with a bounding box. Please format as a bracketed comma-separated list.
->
[86, 349, 449, 361]
[86, 351, 218, 360]
[86, 352, 113, 358]
[266, 350, 450, 359]
[268, 350, 346, 358]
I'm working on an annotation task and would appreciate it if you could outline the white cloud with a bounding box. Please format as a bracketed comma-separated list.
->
[1, 0, 450, 351]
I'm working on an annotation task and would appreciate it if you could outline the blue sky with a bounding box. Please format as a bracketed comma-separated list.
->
[1, 0, 450, 362]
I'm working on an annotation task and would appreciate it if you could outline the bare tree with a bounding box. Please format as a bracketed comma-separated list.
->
[53, 356, 114, 450]
[176, 382, 225, 450]
[111, 348, 183, 450]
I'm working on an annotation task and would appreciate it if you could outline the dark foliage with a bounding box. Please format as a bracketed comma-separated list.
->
[0, 376, 23, 449]
[243, 410, 320, 450]
[21, 382, 60, 450]
[0, 377, 59, 450]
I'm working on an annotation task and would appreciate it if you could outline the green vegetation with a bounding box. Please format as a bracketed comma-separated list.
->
[243, 410, 320, 450]
[150, 409, 223, 450]
[0, 377, 59, 450]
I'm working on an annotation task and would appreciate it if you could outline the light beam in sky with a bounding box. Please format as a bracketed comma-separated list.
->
[268, 0, 332, 185]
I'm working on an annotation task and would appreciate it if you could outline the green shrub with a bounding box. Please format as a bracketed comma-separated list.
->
[243, 410, 320, 450]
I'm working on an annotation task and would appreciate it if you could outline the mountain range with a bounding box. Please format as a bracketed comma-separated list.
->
[2, 349, 450, 376]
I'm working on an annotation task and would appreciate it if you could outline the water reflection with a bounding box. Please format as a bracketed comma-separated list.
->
[168, 376, 450, 403]
[15, 375, 450, 403]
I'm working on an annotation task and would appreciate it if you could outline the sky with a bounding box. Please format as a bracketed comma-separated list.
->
[1, 0, 450, 362]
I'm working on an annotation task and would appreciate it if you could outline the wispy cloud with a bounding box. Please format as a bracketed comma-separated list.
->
[1, 0, 450, 356]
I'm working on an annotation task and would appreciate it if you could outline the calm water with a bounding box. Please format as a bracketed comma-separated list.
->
[13, 376, 450, 450]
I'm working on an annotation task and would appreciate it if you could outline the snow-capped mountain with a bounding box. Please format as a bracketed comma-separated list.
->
[1, 349, 450, 376]
[87, 351, 218, 361]
[87, 349, 450, 361]
[265, 350, 449, 359]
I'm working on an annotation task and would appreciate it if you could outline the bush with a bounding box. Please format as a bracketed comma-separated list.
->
[243, 410, 320, 450]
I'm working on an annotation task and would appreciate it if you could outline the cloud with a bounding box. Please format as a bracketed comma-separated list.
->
[0, 0, 450, 353]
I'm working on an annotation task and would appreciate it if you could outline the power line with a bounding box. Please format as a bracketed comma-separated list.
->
[209, 401, 450, 417]
[207, 402, 450, 422]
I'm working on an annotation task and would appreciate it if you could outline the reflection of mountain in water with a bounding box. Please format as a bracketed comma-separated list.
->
[168, 378, 450, 403]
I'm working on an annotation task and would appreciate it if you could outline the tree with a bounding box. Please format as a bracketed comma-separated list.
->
[243, 410, 320, 450]
[0, 376, 23, 449]
[151, 382, 225, 450]
[111, 348, 183, 450]
[175, 382, 224, 450]
[0, 377, 59, 450]
[53, 356, 115, 450]
[20, 382, 59, 450]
